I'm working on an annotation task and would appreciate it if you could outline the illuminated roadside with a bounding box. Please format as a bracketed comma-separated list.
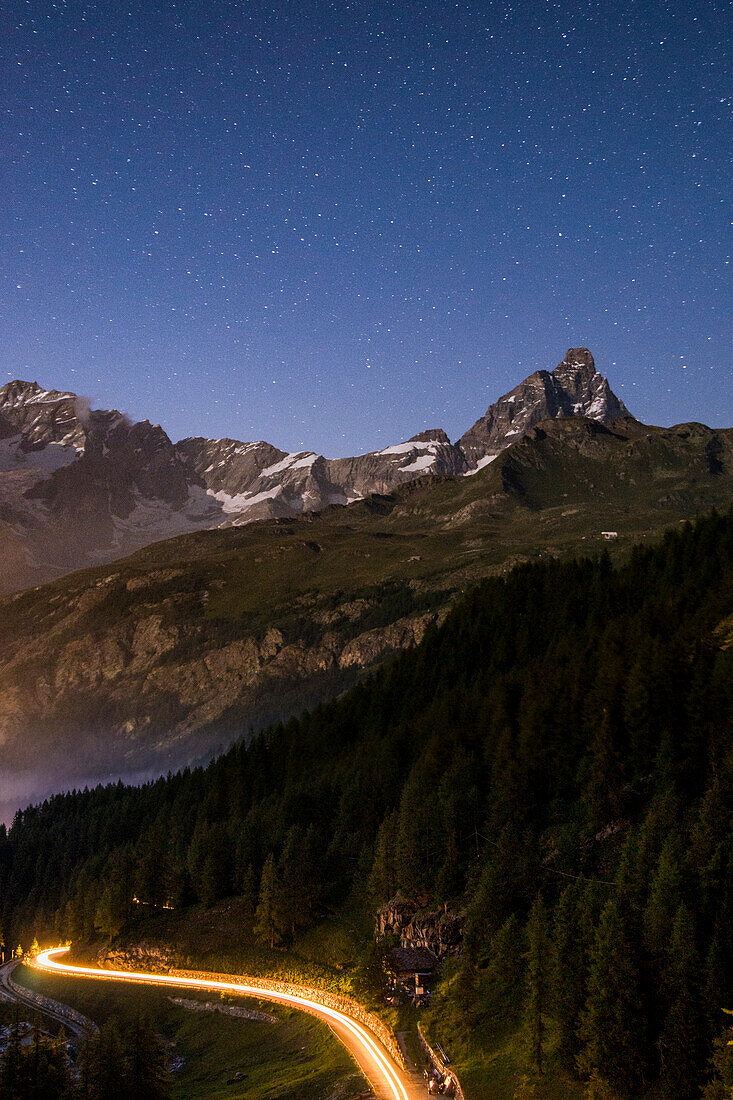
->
[35, 947, 413, 1100]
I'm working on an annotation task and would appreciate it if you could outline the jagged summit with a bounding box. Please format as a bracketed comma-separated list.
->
[553, 346, 597, 382]
[0, 348, 634, 592]
[0, 379, 78, 405]
[408, 428, 452, 445]
[0, 379, 88, 449]
[457, 346, 631, 470]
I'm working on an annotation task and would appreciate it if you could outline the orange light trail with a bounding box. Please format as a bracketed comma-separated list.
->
[35, 947, 409, 1100]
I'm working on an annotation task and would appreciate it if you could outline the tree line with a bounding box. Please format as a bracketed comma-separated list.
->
[0, 1011, 170, 1100]
[1, 510, 732, 1097]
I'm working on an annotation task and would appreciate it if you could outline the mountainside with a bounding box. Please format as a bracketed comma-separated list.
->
[1, 413, 731, 822]
[0, 348, 629, 593]
[3, 512, 732, 1100]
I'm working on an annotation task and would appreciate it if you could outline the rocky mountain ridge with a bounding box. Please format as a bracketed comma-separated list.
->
[0, 348, 629, 593]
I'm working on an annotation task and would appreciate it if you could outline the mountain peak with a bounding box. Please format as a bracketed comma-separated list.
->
[553, 347, 597, 381]
[408, 428, 451, 445]
[0, 379, 78, 408]
[0, 348, 636, 592]
[0, 378, 88, 450]
[457, 347, 631, 469]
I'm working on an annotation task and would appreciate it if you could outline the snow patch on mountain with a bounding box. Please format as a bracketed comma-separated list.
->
[210, 484, 283, 513]
[462, 454, 498, 476]
[401, 453, 438, 473]
[379, 440, 435, 456]
[261, 452, 314, 477]
[0, 437, 80, 475]
[291, 453, 318, 470]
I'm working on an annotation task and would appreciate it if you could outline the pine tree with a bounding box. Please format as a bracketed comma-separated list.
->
[81, 1016, 127, 1100]
[658, 905, 707, 1099]
[0, 1017, 76, 1100]
[199, 823, 233, 907]
[394, 751, 444, 895]
[701, 1019, 733, 1100]
[435, 751, 479, 899]
[278, 826, 308, 937]
[0, 1015, 25, 1097]
[480, 915, 524, 1033]
[525, 896, 551, 1077]
[94, 886, 123, 944]
[186, 815, 210, 903]
[704, 939, 730, 1039]
[553, 882, 596, 1072]
[580, 897, 649, 1093]
[582, 704, 625, 832]
[253, 854, 282, 949]
[239, 862, 257, 917]
[125, 1012, 171, 1100]
[643, 837, 683, 960]
[369, 810, 399, 903]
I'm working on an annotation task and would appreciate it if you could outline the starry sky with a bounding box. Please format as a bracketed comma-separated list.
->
[1, 0, 730, 455]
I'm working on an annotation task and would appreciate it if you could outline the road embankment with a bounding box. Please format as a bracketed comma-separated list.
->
[0, 959, 97, 1040]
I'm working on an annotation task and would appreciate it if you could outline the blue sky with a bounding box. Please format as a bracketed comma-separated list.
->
[1, 0, 730, 454]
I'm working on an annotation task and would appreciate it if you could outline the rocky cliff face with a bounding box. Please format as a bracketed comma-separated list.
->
[99, 944, 176, 973]
[0, 381, 223, 593]
[0, 545, 453, 820]
[0, 349, 629, 593]
[457, 347, 630, 470]
[375, 897, 464, 959]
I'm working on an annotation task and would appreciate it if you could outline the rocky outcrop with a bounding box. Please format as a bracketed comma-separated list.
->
[99, 943, 176, 973]
[0, 561, 453, 801]
[168, 996, 278, 1023]
[375, 896, 421, 940]
[375, 897, 464, 959]
[401, 909, 464, 959]
[338, 609, 448, 669]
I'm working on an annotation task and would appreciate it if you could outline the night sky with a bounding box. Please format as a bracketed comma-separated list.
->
[1, 0, 730, 455]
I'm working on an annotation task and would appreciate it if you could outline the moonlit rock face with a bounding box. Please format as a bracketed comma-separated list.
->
[0, 350, 632, 593]
[457, 347, 630, 470]
[0, 380, 87, 450]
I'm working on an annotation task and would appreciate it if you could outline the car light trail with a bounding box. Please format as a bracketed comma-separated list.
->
[35, 947, 410, 1100]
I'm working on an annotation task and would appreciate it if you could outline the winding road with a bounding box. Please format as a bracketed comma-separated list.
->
[32, 947, 427, 1100]
[0, 958, 94, 1040]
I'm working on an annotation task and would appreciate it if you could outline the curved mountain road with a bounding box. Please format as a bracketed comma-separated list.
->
[34, 947, 428, 1100]
[0, 959, 94, 1040]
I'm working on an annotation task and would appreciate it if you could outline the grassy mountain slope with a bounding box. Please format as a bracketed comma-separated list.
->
[0, 416, 731, 820]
